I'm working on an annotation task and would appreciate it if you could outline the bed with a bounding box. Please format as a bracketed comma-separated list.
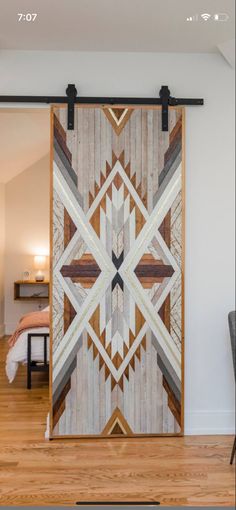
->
[6, 307, 50, 383]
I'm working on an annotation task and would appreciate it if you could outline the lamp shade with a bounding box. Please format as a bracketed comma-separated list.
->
[34, 255, 46, 270]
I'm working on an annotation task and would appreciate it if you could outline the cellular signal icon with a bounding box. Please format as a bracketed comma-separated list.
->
[201, 13, 211, 21]
[186, 14, 198, 21]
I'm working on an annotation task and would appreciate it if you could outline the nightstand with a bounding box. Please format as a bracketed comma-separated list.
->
[14, 280, 50, 301]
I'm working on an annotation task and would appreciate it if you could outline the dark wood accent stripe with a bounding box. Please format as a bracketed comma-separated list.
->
[159, 296, 171, 332]
[164, 119, 182, 166]
[163, 376, 181, 426]
[61, 265, 101, 278]
[110, 108, 126, 120]
[54, 113, 72, 165]
[158, 210, 171, 329]
[64, 294, 77, 334]
[159, 210, 171, 248]
[135, 265, 174, 278]
[53, 379, 71, 427]
[64, 209, 77, 249]
[54, 138, 78, 187]
[169, 116, 182, 144]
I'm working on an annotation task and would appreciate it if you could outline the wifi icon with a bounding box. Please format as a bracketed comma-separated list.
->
[201, 13, 211, 21]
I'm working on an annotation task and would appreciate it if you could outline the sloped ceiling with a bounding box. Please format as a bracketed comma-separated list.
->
[0, 109, 50, 183]
[218, 38, 235, 67]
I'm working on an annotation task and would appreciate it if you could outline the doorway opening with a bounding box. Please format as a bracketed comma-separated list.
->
[0, 107, 50, 441]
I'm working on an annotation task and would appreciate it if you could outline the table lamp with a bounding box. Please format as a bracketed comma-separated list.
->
[34, 255, 46, 282]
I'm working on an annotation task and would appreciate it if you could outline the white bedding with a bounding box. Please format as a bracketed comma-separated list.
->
[6, 307, 50, 383]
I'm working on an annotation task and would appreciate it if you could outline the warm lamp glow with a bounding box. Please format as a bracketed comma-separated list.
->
[34, 255, 46, 269]
[34, 255, 47, 281]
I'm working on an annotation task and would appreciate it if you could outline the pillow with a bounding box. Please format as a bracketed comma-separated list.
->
[41, 305, 50, 312]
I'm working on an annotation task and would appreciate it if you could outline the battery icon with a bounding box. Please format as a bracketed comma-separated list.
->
[214, 13, 229, 21]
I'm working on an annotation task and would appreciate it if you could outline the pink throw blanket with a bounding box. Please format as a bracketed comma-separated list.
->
[8, 311, 50, 348]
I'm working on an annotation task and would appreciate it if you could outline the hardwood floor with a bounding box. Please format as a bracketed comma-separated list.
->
[0, 336, 49, 442]
[0, 337, 235, 506]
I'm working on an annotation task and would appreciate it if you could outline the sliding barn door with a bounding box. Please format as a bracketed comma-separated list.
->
[51, 106, 184, 437]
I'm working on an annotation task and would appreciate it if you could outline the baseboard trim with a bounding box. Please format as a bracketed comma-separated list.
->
[0, 323, 5, 338]
[185, 410, 235, 435]
[5, 323, 16, 336]
[45, 413, 50, 440]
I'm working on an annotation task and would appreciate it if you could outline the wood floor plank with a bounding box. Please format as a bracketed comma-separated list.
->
[0, 337, 235, 506]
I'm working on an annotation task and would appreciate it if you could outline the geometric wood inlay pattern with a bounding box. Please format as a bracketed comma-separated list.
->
[51, 105, 184, 437]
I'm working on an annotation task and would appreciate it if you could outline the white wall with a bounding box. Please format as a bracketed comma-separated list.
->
[0, 183, 5, 337]
[0, 50, 235, 434]
[4, 155, 50, 333]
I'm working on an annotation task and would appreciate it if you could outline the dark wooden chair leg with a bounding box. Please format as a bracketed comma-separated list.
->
[27, 366, 31, 389]
[230, 436, 236, 464]
[27, 334, 31, 389]
[27, 333, 49, 389]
